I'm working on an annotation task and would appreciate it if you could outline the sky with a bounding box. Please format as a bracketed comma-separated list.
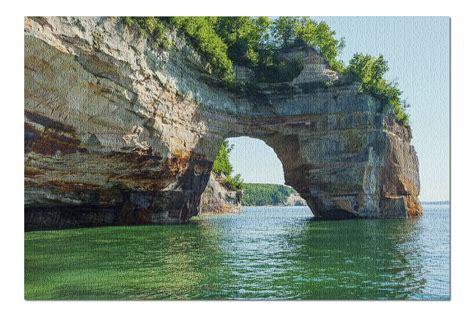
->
[228, 17, 450, 202]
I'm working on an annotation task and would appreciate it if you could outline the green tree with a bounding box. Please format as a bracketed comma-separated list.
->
[212, 140, 233, 176]
[347, 53, 409, 125]
[224, 173, 244, 190]
[296, 18, 345, 72]
[212, 141, 244, 190]
[214, 17, 271, 67]
[170, 17, 234, 82]
[122, 17, 409, 126]
[122, 17, 170, 48]
[123, 16, 345, 79]
[271, 17, 301, 47]
[241, 183, 296, 206]
[269, 17, 345, 72]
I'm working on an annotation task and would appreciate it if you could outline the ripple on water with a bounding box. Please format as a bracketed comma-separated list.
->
[24, 205, 450, 300]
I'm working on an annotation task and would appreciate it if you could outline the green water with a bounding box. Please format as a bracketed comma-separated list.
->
[25, 205, 450, 300]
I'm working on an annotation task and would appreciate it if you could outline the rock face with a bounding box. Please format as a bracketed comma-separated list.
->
[198, 173, 241, 214]
[24, 17, 422, 230]
[285, 192, 308, 207]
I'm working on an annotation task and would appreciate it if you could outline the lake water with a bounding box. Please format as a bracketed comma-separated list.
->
[24, 204, 450, 300]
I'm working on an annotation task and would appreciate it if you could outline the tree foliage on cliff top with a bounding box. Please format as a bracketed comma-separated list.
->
[122, 17, 344, 81]
[346, 54, 410, 125]
[212, 141, 243, 190]
[122, 16, 410, 125]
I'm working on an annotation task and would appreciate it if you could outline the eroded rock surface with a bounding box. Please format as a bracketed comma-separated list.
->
[285, 192, 308, 207]
[198, 173, 241, 214]
[24, 17, 422, 230]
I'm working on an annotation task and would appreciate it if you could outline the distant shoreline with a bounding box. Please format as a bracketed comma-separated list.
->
[241, 202, 450, 207]
[421, 201, 450, 205]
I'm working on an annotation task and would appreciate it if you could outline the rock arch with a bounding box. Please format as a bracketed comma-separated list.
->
[24, 17, 421, 230]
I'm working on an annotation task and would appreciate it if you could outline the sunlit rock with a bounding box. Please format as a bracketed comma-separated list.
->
[198, 173, 241, 214]
[24, 17, 422, 229]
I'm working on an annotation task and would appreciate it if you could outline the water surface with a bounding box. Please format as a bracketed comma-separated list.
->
[25, 204, 450, 300]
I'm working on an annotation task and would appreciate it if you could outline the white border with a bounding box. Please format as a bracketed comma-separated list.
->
[2, 0, 473, 315]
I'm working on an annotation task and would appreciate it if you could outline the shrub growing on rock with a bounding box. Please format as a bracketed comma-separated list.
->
[346, 53, 410, 125]
[122, 17, 410, 125]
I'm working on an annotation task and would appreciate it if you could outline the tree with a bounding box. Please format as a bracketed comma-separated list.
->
[212, 141, 244, 191]
[170, 17, 234, 82]
[347, 53, 409, 125]
[224, 173, 244, 190]
[122, 17, 170, 48]
[212, 140, 233, 176]
[347, 54, 388, 90]
[271, 17, 301, 47]
[215, 17, 271, 67]
[122, 17, 409, 125]
[295, 18, 345, 72]
[123, 16, 346, 80]
[270, 17, 345, 72]
[240, 183, 295, 206]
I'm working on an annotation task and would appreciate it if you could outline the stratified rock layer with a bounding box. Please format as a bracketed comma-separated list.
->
[24, 17, 422, 230]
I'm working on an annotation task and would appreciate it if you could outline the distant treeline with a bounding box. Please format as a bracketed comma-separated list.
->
[241, 183, 296, 206]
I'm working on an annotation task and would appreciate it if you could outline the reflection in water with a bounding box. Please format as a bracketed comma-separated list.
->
[290, 217, 426, 299]
[25, 222, 227, 299]
[24, 205, 449, 300]
[202, 206, 448, 300]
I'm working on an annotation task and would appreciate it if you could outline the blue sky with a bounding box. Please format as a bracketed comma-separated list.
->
[228, 17, 450, 202]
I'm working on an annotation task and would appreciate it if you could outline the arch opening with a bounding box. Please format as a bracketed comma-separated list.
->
[198, 136, 311, 214]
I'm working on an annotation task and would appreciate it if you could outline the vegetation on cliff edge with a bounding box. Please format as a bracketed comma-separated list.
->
[346, 53, 410, 124]
[212, 141, 244, 190]
[122, 16, 343, 82]
[122, 16, 410, 125]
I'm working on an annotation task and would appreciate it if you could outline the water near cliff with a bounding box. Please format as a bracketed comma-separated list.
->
[25, 204, 449, 300]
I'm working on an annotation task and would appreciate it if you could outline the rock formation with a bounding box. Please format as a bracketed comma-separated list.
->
[24, 17, 422, 230]
[285, 192, 308, 207]
[198, 173, 241, 214]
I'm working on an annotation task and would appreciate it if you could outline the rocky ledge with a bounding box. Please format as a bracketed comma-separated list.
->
[24, 17, 422, 230]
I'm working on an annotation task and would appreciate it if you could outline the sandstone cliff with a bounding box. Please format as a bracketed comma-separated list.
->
[198, 173, 241, 214]
[24, 17, 422, 230]
[285, 193, 308, 206]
